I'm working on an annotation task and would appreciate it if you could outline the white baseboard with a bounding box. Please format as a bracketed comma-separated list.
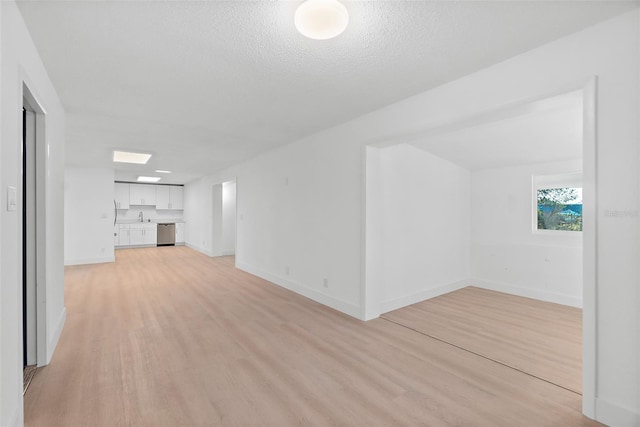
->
[470, 278, 582, 308]
[380, 279, 470, 314]
[185, 242, 213, 257]
[46, 307, 67, 364]
[221, 250, 236, 256]
[596, 397, 640, 427]
[64, 255, 115, 266]
[236, 261, 361, 319]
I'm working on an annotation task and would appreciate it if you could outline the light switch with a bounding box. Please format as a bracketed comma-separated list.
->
[7, 186, 17, 211]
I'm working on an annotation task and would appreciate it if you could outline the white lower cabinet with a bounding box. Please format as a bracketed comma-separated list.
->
[116, 223, 156, 247]
[175, 223, 185, 244]
[116, 224, 130, 246]
[143, 224, 157, 245]
[129, 227, 144, 246]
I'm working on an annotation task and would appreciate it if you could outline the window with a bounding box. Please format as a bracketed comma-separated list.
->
[534, 173, 582, 232]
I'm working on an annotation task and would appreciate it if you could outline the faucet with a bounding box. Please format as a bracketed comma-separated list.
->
[138, 211, 144, 222]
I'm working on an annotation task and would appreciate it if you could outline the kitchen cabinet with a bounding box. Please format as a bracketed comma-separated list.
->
[129, 184, 157, 206]
[156, 186, 170, 209]
[175, 223, 185, 244]
[156, 185, 183, 210]
[129, 223, 157, 246]
[143, 223, 157, 245]
[169, 186, 183, 210]
[128, 227, 144, 246]
[116, 224, 130, 246]
[114, 183, 130, 209]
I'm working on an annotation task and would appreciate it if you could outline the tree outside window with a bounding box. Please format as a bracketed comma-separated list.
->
[537, 187, 582, 231]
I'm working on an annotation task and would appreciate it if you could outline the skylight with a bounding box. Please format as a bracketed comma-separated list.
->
[137, 176, 161, 183]
[113, 150, 152, 164]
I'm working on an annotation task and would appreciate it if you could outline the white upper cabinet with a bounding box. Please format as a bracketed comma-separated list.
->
[156, 185, 183, 210]
[129, 184, 157, 206]
[155, 186, 170, 209]
[169, 186, 183, 210]
[114, 183, 130, 209]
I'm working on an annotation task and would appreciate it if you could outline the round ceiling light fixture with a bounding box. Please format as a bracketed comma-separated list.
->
[294, 0, 349, 40]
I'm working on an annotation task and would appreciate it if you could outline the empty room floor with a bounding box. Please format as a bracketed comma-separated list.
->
[383, 287, 582, 394]
[24, 247, 598, 426]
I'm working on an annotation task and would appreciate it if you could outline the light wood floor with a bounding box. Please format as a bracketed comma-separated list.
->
[25, 247, 599, 426]
[383, 287, 582, 394]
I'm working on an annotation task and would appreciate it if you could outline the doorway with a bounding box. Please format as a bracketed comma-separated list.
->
[221, 180, 237, 256]
[364, 80, 597, 413]
[22, 87, 47, 393]
[22, 103, 37, 392]
[210, 179, 237, 258]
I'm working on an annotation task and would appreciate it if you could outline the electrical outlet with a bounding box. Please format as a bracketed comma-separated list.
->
[323, 278, 328, 288]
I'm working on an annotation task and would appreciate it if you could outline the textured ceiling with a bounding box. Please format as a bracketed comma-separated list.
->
[17, 0, 637, 184]
[410, 91, 583, 171]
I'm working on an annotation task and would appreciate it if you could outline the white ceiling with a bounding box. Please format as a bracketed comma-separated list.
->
[409, 90, 584, 171]
[16, 1, 637, 184]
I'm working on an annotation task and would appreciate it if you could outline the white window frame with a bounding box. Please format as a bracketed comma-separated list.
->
[532, 172, 583, 235]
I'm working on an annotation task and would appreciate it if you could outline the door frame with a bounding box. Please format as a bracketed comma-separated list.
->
[362, 77, 598, 417]
[209, 178, 238, 259]
[21, 83, 49, 367]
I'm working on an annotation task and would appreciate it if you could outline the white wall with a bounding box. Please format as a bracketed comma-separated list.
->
[372, 144, 471, 314]
[471, 159, 583, 307]
[185, 10, 639, 425]
[64, 168, 115, 265]
[1, 1, 66, 425]
[185, 133, 364, 317]
[222, 181, 237, 255]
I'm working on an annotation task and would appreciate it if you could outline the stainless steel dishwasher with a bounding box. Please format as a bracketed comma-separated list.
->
[157, 223, 176, 246]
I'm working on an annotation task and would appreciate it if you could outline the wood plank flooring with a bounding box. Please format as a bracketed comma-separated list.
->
[382, 287, 582, 394]
[23, 366, 38, 395]
[24, 247, 598, 426]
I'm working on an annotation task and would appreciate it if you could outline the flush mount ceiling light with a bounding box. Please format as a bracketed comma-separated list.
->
[113, 150, 152, 164]
[137, 176, 161, 183]
[155, 170, 172, 174]
[295, 0, 349, 40]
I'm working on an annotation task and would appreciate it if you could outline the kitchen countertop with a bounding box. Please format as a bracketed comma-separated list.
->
[116, 219, 185, 224]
